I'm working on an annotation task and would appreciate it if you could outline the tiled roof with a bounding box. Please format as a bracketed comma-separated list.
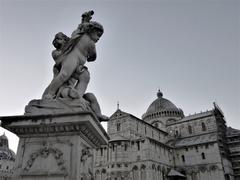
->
[227, 127, 240, 136]
[180, 111, 213, 122]
[109, 135, 130, 142]
[169, 133, 217, 147]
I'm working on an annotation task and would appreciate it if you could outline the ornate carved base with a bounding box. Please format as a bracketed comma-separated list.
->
[1, 112, 109, 180]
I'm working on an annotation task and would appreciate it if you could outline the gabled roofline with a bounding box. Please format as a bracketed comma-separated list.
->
[166, 110, 213, 126]
[110, 109, 168, 135]
[213, 102, 225, 119]
[129, 114, 169, 135]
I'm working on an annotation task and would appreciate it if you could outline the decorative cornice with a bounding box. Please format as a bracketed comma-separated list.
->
[1, 112, 109, 147]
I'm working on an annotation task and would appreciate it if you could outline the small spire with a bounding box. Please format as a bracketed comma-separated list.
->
[1, 132, 6, 137]
[117, 101, 120, 110]
[157, 89, 163, 98]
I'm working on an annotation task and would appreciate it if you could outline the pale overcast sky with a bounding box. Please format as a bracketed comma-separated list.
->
[0, 0, 239, 153]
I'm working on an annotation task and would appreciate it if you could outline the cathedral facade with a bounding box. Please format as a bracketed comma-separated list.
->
[94, 91, 237, 180]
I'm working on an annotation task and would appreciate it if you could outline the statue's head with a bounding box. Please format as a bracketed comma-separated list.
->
[52, 32, 70, 49]
[71, 10, 104, 40]
[87, 21, 104, 42]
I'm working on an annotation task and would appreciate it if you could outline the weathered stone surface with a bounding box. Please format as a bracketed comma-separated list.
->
[42, 10, 104, 100]
[24, 98, 91, 115]
[0, 9, 109, 180]
[1, 112, 109, 180]
[94, 93, 234, 180]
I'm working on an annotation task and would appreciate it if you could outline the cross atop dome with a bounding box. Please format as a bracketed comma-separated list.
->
[157, 89, 163, 98]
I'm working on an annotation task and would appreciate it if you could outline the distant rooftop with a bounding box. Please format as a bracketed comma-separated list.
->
[168, 133, 217, 147]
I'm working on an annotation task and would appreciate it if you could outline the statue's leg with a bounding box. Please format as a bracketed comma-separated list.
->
[83, 93, 101, 114]
[42, 56, 77, 99]
[83, 93, 109, 122]
[75, 69, 90, 98]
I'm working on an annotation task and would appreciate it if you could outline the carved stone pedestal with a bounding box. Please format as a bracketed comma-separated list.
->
[1, 111, 109, 180]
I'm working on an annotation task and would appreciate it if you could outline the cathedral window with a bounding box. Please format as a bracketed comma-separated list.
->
[188, 125, 193, 134]
[137, 141, 140, 151]
[201, 152, 206, 159]
[117, 123, 121, 131]
[202, 122, 207, 131]
[195, 146, 198, 152]
[124, 144, 127, 151]
[100, 148, 103, 156]
[175, 130, 179, 136]
[181, 155, 185, 162]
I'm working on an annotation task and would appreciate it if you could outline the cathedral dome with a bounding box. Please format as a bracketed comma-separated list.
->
[0, 147, 16, 161]
[0, 133, 15, 162]
[0, 133, 8, 140]
[142, 90, 184, 123]
[146, 92, 178, 114]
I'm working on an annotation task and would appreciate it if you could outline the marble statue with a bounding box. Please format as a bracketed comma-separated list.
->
[1, 10, 110, 180]
[42, 10, 103, 100]
[25, 10, 108, 121]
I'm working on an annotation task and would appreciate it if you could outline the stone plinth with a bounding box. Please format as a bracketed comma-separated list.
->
[0, 111, 109, 180]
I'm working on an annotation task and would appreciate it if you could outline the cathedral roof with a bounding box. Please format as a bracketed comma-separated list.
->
[109, 135, 130, 142]
[227, 127, 240, 137]
[142, 90, 184, 120]
[168, 133, 217, 147]
[168, 169, 186, 177]
[167, 110, 213, 125]
[146, 91, 178, 114]
[110, 109, 169, 135]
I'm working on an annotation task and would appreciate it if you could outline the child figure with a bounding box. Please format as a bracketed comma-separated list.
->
[42, 11, 108, 121]
[50, 32, 81, 99]
[42, 10, 103, 100]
